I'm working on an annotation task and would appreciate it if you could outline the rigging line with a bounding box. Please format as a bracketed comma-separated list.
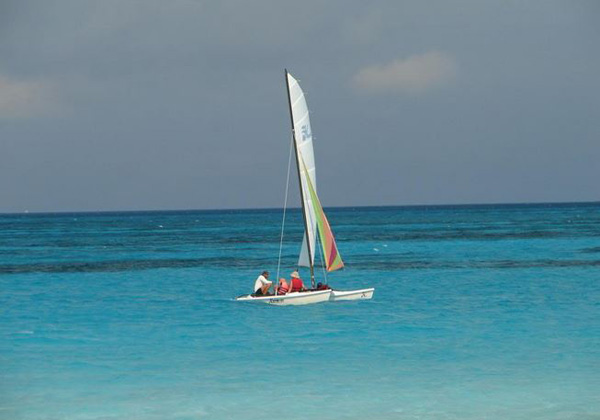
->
[276, 134, 295, 291]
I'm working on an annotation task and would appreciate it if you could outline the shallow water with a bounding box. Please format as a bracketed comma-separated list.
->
[1, 203, 599, 419]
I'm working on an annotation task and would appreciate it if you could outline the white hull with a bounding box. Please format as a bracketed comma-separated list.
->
[329, 288, 374, 301]
[236, 289, 332, 306]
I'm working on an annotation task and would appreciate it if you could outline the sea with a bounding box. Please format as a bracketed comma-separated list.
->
[1, 203, 599, 420]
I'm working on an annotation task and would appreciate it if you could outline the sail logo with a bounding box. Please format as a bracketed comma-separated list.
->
[301, 125, 312, 142]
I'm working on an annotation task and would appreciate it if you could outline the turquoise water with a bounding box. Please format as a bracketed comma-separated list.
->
[1, 204, 599, 419]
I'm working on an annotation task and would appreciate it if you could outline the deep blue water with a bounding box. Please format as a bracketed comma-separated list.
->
[1, 203, 599, 420]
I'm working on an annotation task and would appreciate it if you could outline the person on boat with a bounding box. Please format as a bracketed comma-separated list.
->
[276, 278, 290, 295]
[253, 271, 273, 296]
[288, 271, 306, 292]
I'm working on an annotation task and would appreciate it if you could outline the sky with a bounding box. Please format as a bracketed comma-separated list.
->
[1, 0, 599, 213]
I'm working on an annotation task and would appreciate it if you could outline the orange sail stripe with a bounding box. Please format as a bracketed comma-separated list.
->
[301, 158, 344, 272]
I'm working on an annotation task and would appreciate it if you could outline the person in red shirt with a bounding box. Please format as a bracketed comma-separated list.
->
[289, 271, 306, 292]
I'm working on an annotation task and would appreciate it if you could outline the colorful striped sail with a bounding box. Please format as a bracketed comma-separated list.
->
[300, 158, 344, 272]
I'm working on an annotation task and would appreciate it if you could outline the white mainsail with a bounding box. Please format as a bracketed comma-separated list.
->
[286, 72, 317, 268]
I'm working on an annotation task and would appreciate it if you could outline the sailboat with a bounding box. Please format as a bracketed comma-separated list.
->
[236, 70, 374, 305]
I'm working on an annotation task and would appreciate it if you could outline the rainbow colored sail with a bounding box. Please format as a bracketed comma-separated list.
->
[301, 158, 344, 272]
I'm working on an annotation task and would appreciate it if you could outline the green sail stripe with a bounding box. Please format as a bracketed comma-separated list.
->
[300, 157, 344, 272]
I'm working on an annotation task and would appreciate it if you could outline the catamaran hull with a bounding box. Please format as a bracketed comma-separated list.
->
[236, 289, 332, 306]
[329, 288, 375, 301]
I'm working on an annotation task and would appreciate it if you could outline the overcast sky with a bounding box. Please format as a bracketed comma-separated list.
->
[1, 0, 599, 213]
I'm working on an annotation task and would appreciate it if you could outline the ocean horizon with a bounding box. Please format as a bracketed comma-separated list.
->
[1, 202, 599, 419]
[2, 199, 599, 217]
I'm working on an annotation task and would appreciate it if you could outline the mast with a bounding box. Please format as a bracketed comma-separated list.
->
[284, 69, 316, 287]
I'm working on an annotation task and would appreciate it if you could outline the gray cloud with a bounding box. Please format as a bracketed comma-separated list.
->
[353, 52, 458, 94]
[0, 75, 57, 119]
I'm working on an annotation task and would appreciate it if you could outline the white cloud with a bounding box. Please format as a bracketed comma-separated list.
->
[0, 75, 56, 119]
[353, 51, 458, 94]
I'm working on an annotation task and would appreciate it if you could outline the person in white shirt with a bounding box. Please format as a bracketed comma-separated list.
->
[253, 271, 273, 296]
